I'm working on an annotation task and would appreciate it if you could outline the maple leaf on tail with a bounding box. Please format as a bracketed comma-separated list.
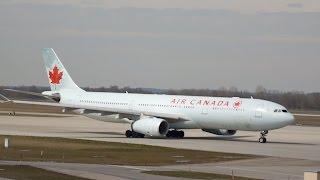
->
[49, 66, 63, 84]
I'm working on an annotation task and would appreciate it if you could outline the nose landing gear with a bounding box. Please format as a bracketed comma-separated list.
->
[259, 130, 268, 143]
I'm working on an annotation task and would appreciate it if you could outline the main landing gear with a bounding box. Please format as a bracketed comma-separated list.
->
[166, 130, 185, 138]
[124, 129, 185, 138]
[125, 130, 145, 138]
[259, 130, 268, 143]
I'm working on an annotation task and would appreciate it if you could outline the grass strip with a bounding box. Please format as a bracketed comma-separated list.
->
[0, 165, 89, 180]
[0, 135, 257, 166]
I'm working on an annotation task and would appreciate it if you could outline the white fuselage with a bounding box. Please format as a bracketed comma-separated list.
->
[58, 91, 295, 131]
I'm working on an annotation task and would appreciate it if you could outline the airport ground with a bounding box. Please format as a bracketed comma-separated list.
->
[0, 107, 319, 179]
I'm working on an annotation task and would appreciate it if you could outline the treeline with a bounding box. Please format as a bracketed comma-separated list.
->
[1, 85, 320, 110]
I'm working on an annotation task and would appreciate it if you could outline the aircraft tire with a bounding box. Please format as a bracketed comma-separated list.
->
[172, 131, 178, 138]
[125, 130, 133, 138]
[132, 131, 145, 138]
[166, 131, 172, 138]
[166, 130, 184, 138]
[259, 137, 267, 143]
[178, 131, 185, 138]
[132, 132, 139, 138]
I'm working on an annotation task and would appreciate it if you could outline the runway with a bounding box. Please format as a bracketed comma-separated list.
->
[0, 112, 319, 180]
[0, 161, 185, 180]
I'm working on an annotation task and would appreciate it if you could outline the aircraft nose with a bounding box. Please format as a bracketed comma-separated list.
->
[286, 113, 295, 125]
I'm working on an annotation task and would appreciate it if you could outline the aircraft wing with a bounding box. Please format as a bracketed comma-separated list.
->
[2, 99, 190, 123]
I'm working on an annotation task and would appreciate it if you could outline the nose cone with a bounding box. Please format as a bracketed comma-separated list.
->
[285, 113, 295, 125]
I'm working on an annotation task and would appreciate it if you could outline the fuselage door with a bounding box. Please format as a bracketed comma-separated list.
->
[255, 104, 264, 118]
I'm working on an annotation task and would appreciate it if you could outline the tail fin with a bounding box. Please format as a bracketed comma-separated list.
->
[42, 48, 84, 92]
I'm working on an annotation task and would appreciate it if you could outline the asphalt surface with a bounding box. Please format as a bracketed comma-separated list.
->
[0, 161, 185, 180]
[0, 112, 319, 180]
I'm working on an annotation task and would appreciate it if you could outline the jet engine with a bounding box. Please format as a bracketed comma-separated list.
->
[202, 129, 237, 136]
[132, 118, 169, 137]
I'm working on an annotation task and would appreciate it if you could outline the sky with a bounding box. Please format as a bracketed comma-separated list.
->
[0, 0, 319, 92]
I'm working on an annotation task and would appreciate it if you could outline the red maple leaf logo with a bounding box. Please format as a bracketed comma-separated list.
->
[49, 66, 63, 84]
[233, 101, 242, 108]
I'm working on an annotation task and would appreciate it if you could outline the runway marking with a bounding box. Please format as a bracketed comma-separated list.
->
[214, 166, 303, 177]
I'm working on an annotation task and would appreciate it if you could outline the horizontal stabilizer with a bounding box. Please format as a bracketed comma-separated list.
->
[0, 93, 10, 102]
[3, 89, 60, 101]
[4, 89, 47, 97]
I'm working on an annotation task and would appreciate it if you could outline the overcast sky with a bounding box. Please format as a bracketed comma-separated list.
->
[0, 0, 319, 92]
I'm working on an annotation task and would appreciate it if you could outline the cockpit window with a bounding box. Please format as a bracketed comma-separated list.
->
[274, 109, 288, 113]
[274, 109, 287, 113]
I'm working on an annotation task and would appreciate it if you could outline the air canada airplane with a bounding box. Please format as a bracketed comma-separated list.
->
[2, 48, 295, 143]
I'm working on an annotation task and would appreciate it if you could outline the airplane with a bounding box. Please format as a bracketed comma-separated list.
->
[1, 48, 295, 143]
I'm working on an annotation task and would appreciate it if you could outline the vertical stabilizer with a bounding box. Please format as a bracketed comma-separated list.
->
[42, 48, 84, 92]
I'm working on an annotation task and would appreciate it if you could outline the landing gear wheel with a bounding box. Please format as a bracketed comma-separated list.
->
[166, 130, 185, 138]
[125, 130, 133, 138]
[178, 131, 185, 138]
[125, 130, 144, 138]
[259, 137, 267, 143]
[259, 130, 268, 143]
[166, 131, 172, 138]
[132, 131, 145, 138]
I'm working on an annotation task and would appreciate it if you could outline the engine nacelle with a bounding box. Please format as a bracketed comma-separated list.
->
[132, 118, 169, 137]
[202, 129, 237, 136]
